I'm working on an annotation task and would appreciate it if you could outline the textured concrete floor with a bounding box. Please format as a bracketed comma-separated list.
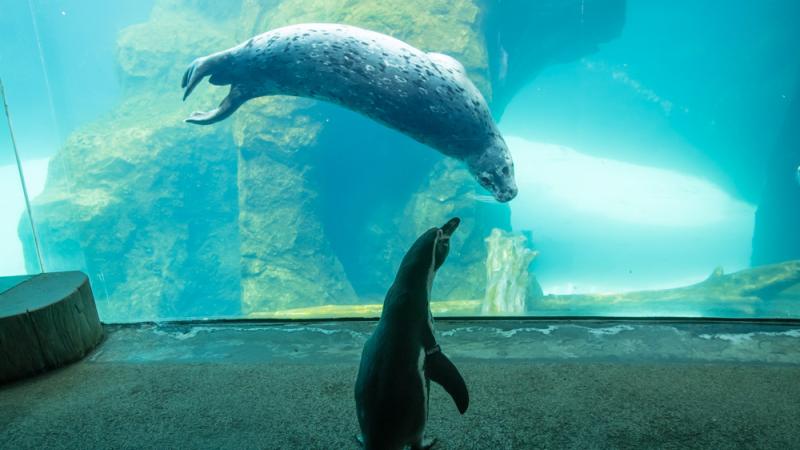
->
[1, 321, 799, 449]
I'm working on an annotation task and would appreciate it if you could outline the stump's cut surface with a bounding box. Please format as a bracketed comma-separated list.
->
[0, 272, 103, 384]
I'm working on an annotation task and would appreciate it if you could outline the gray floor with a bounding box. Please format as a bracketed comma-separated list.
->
[1, 320, 799, 449]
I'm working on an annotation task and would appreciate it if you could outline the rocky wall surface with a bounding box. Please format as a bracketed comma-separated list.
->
[20, 1, 243, 320]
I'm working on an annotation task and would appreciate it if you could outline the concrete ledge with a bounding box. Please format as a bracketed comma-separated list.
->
[0, 272, 103, 384]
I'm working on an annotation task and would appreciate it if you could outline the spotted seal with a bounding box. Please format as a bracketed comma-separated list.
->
[354, 217, 469, 449]
[181, 23, 517, 202]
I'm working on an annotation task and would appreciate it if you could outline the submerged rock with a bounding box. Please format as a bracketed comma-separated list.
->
[530, 260, 800, 317]
[234, 97, 357, 312]
[483, 0, 627, 116]
[482, 228, 542, 314]
[20, 93, 241, 320]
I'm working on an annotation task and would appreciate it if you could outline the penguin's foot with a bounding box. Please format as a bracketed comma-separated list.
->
[411, 437, 437, 450]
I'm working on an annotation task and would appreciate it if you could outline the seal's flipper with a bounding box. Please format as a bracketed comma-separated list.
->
[185, 86, 247, 125]
[425, 350, 469, 414]
[182, 57, 213, 101]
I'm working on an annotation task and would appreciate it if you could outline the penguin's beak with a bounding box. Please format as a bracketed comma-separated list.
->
[433, 217, 460, 271]
[440, 217, 460, 239]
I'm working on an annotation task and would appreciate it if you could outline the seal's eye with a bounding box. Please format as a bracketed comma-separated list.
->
[479, 175, 491, 185]
[502, 167, 509, 176]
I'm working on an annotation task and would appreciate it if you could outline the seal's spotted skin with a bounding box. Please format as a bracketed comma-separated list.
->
[181, 23, 517, 202]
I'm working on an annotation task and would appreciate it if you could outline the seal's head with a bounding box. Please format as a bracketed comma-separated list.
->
[466, 138, 518, 203]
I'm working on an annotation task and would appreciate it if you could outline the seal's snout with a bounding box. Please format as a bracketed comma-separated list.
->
[496, 186, 518, 203]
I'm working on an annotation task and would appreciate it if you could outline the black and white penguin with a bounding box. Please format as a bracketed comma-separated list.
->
[354, 217, 469, 450]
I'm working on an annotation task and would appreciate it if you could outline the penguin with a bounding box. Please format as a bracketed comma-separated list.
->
[354, 217, 469, 450]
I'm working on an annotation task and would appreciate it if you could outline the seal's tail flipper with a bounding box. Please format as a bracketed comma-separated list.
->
[425, 350, 469, 414]
[184, 85, 247, 125]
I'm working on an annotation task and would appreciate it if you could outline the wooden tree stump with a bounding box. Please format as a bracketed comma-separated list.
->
[0, 272, 103, 384]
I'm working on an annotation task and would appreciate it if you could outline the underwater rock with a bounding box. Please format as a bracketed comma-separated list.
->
[530, 260, 800, 317]
[234, 97, 358, 312]
[116, 4, 232, 90]
[482, 228, 541, 314]
[17, 0, 246, 321]
[483, 0, 627, 116]
[19, 94, 242, 321]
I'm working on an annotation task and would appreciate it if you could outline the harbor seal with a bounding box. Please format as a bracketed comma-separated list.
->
[181, 23, 517, 202]
[354, 217, 469, 450]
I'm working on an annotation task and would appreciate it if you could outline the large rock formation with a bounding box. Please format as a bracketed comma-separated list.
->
[21, 0, 625, 321]
[233, 97, 358, 312]
[21, 1, 244, 320]
[482, 228, 542, 314]
[483, 0, 627, 117]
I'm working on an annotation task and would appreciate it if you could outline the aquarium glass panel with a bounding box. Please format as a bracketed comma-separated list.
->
[0, 0, 797, 321]
[0, 81, 41, 277]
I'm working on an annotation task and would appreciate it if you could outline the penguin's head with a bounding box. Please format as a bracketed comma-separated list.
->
[393, 217, 462, 291]
[434, 217, 460, 271]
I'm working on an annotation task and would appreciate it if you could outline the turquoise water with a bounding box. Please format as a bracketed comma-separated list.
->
[0, 0, 798, 322]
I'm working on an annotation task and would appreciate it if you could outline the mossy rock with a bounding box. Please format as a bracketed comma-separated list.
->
[116, 8, 234, 88]
[24, 90, 240, 321]
[234, 97, 358, 312]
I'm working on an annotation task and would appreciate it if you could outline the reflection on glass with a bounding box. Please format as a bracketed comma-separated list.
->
[0, 79, 42, 276]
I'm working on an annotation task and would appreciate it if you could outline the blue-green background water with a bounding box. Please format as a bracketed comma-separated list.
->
[1, 0, 798, 321]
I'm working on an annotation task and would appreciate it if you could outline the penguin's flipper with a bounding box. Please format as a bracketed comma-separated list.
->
[425, 350, 469, 414]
